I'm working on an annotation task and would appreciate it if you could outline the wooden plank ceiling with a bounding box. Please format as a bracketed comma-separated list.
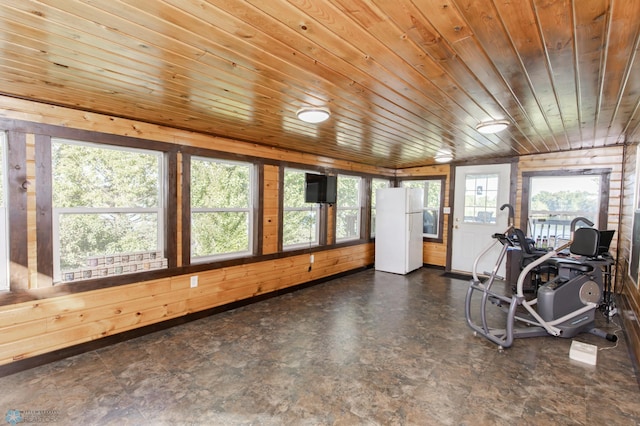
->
[0, 0, 639, 169]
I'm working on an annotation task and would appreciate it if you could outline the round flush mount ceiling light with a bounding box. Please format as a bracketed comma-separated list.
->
[296, 107, 330, 124]
[434, 153, 453, 163]
[476, 120, 509, 134]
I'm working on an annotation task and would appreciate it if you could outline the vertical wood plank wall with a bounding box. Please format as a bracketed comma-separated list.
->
[262, 165, 280, 255]
[620, 144, 640, 366]
[396, 164, 451, 267]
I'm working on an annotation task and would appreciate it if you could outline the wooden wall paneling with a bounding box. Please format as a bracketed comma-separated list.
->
[7, 131, 28, 291]
[254, 164, 264, 256]
[166, 150, 179, 268]
[0, 96, 395, 175]
[262, 164, 279, 255]
[35, 134, 53, 287]
[26, 134, 38, 288]
[619, 144, 640, 366]
[180, 153, 192, 266]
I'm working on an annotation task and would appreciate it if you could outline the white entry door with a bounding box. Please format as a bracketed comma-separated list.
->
[451, 163, 512, 276]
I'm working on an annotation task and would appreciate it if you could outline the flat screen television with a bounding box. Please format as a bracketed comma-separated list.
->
[305, 173, 337, 204]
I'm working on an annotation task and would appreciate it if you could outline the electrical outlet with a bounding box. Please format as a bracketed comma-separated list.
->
[190, 276, 198, 288]
[310, 254, 314, 264]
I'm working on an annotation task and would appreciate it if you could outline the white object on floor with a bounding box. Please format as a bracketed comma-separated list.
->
[569, 340, 598, 365]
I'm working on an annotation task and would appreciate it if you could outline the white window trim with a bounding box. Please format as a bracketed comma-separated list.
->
[336, 174, 362, 242]
[51, 139, 165, 282]
[190, 157, 254, 262]
[283, 168, 320, 250]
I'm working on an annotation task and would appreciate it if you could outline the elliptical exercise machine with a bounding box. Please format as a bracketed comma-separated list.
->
[464, 205, 617, 349]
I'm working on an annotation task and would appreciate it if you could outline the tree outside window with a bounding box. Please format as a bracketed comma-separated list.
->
[191, 157, 253, 261]
[283, 169, 320, 249]
[528, 175, 601, 244]
[371, 178, 391, 237]
[52, 139, 165, 282]
[336, 174, 362, 241]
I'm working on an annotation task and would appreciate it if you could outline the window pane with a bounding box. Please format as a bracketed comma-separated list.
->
[371, 178, 391, 237]
[283, 169, 320, 248]
[192, 212, 249, 256]
[52, 142, 160, 208]
[283, 210, 318, 246]
[191, 157, 253, 260]
[284, 169, 307, 208]
[58, 213, 158, 271]
[401, 179, 442, 238]
[52, 139, 165, 283]
[425, 181, 442, 209]
[464, 173, 498, 224]
[191, 158, 250, 208]
[337, 209, 360, 240]
[529, 175, 600, 241]
[337, 175, 361, 241]
[337, 175, 360, 207]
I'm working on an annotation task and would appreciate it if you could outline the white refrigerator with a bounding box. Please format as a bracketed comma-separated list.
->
[375, 187, 424, 274]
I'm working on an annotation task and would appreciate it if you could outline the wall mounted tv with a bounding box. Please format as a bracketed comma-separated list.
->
[305, 173, 337, 204]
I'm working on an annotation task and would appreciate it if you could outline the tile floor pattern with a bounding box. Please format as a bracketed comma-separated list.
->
[0, 268, 639, 425]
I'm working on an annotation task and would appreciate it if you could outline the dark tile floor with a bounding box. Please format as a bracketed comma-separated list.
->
[0, 267, 638, 425]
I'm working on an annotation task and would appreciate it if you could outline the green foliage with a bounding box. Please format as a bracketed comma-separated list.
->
[59, 213, 157, 270]
[282, 170, 317, 246]
[191, 212, 249, 256]
[531, 190, 597, 214]
[283, 170, 307, 207]
[371, 178, 390, 206]
[52, 143, 160, 208]
[191, 158, 250, 208]
[336, 175, 361, 239]
[190, 158, 252, 258]
[337, 175, 360, 207]
[283, 210, 317, 246]
[52, 142, 162, 272]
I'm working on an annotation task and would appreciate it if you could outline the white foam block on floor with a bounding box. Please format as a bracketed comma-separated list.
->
[569, 340, 598, 365]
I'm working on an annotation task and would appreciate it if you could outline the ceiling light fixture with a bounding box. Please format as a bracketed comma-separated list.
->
[296, 107, 330, 124]
[476, 120, 509, 134]
[434, 153, 453, 163]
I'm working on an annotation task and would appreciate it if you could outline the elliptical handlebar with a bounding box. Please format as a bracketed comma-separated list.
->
[500, 203, 515, 227]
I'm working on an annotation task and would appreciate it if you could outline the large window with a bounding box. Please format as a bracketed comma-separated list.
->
[336, 174, 362, 241]
[191, 157, 254, 261]
[371, 178, 391, 237]
[0, 132, 7, 290]
[283, 169, 320, 249]
[52, 139, 166, 283]
[402, 179, 443, 239]
[526, 173, 604, 246]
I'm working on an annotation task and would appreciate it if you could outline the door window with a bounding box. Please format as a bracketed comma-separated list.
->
[464, 174, 499, 224]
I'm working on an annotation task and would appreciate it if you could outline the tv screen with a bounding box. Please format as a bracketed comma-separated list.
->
[305, 173, 337, 204]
